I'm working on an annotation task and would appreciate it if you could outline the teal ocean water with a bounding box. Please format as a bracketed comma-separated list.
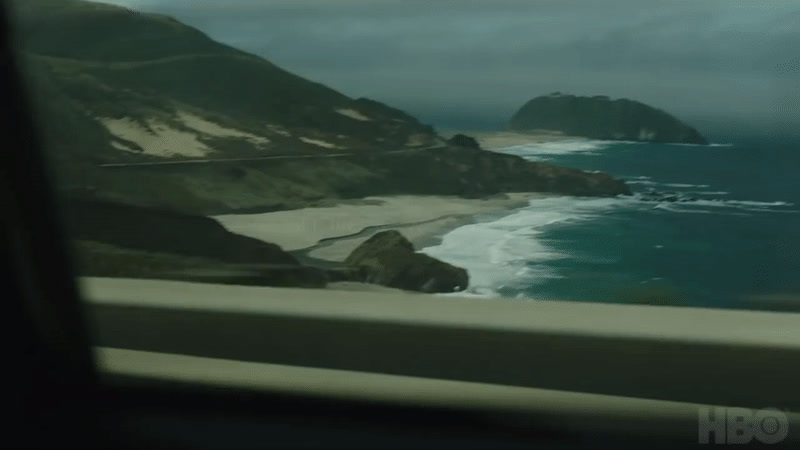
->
[422, 138, 800, 311]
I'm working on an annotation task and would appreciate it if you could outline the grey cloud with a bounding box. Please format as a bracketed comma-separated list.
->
[99, 0, 800, 133]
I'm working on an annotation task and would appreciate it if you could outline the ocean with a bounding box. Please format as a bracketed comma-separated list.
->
[421, 137, 800, 311]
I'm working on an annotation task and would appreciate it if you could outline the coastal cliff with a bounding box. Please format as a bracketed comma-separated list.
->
[13, 0, 632, 292]
[14, 1, 630, 216]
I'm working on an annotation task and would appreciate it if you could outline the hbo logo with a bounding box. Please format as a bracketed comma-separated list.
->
[698, 407, 789, 444]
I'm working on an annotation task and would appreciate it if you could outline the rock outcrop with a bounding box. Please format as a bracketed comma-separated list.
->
[350, 146, 632, 198]
[509, 93, 709, 145]
[447, 134, 481, 149]
[344, 231, 469, 293]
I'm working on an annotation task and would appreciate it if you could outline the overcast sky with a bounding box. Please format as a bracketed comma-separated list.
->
[99, 0, 799, 134]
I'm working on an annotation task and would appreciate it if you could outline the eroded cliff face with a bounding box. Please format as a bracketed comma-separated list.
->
[509, 93, 709, 145]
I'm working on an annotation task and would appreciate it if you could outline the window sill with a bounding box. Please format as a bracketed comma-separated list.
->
[83, 277, 800, 413]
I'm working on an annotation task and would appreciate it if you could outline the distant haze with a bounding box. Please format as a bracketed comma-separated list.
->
[96, 1, 800, 137]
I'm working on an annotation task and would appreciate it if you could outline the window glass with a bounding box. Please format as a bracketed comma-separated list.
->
[11, 0, 800, 312]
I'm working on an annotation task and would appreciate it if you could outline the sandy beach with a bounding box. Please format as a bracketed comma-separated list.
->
[214, 193, 551, 263]
[212, 130, 568, 265]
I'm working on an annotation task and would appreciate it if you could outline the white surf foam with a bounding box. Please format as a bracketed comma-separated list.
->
[624, 179, 711, 189]
[691, 199, 793, 208]
[641, 197, 796, 215]
[421, 196, 632, 296]
[493, 139, 618, 161]
[663, 183, 711, 188]
[687, 191, 730, 196]
[668, 143, 734, 148]
[423, 185, 795, 298]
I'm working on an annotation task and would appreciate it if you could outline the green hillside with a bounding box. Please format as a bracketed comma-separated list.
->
[7, 0, 634, 289]
[12, 0, 436, 158]
[12, 0, 247, 61]
[12, 0, 630, 213]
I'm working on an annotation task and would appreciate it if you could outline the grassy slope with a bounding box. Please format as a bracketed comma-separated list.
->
[9, 0, 632, 289]
[12, 0, 432, 139]
[13, 2, 631, 211]
[12, 0, 450, 212]
[73, 240, 328, 288]
[11, 0, 243, 62]
[65, 198, 328, 287]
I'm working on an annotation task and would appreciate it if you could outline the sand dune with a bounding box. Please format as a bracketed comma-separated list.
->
[101, 117, 212, 157]
[336, 108, 372, 122]
[177, 111, 270, 147]
[300, 137, 342, 149]
[100, 110, 271, 158]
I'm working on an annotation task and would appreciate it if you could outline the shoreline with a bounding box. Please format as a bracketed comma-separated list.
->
[211, 130, 572, 292]
[214, 193, 554, 266]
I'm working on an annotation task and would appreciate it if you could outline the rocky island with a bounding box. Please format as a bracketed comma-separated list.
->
[508, 93, 709, 145]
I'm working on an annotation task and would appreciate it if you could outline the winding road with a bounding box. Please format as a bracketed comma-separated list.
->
[99, 145, 446, 168]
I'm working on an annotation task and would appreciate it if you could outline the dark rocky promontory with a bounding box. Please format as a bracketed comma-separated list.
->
[509, 93, 709, 145]
[447, 134, 482, 149]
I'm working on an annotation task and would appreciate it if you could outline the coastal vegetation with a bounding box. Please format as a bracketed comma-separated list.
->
[14, 0, 645, 292]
